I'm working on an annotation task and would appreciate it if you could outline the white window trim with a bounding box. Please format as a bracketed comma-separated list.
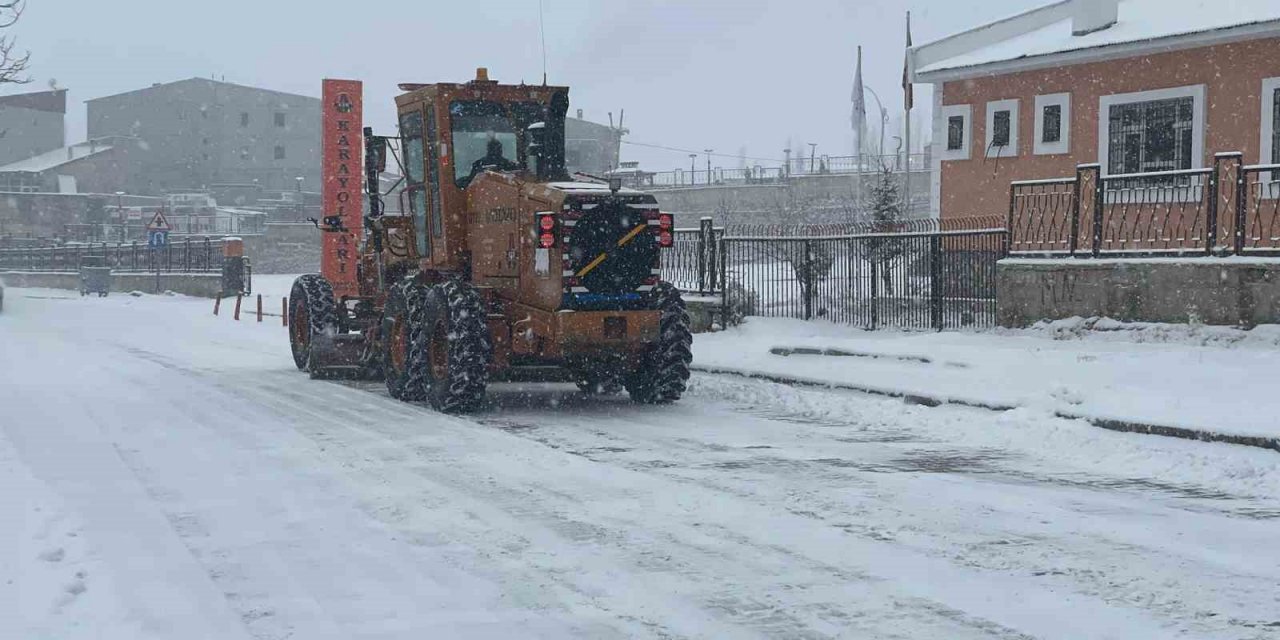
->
[939, 103, 971, 161]
[1033, 93, 1070, 156]
[984, 99, 1019, 158]
[1098, 84, 1206, 177]
[1261, 77, 1280, 167]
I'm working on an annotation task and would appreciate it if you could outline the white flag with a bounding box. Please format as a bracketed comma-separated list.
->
[851, 46, 866, 152]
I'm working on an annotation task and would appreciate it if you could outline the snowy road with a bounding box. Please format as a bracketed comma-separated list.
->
[3, 286, 1280, 639]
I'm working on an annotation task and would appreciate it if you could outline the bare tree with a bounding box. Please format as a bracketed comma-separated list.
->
[1, 1, 31, 86]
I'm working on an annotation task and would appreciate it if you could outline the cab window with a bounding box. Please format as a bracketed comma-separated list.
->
[399, 110, 429, 257]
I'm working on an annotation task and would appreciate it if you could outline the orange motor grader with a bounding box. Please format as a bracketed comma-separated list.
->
[288, 69, 692, 412]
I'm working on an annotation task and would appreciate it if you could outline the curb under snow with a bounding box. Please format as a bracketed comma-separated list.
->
[691, 365, 1280, 453]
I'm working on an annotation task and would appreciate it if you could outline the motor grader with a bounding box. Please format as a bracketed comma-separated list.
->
[288, 69, 692, 412]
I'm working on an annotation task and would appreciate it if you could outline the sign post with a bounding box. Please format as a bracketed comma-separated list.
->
[321, 79, 363, 298]
[146, 210, 171, 293]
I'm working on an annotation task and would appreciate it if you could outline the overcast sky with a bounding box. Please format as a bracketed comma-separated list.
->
[5, 0, 1042, 170]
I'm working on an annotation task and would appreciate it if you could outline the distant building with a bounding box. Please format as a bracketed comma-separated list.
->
[565, 109, 624, 176]
[0, 136, 150, 194]
[911, 0, 1280, 224]
[86, 78, 321, 195]
[0, 89, 67, 167]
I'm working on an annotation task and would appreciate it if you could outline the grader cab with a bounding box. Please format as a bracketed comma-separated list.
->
[288, 69, 693, 412]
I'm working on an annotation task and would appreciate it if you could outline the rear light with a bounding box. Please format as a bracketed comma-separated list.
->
[658, 230, 673, 247]
[536, 212, 557, 248]
[659, 213, 673, 229]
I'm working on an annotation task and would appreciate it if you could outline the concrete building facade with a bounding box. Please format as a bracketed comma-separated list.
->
[86, 78, 321, 194]
[910, 0, 1280, 224]
[0, 89, 66, 167]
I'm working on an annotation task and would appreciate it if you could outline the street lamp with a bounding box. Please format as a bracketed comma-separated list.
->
[783, 148, 792, 177]
[688, 153, 697, 186]
[703, 149, 714, 185]
[295, 176, 305, 220]
[807, 143, 818, 173]
[115, 191, 126, 241]
[862, 86, 890, 165]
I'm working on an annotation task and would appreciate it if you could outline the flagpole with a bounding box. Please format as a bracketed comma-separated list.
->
[903, 11, 913, 218]
[854, 45, 864, 222]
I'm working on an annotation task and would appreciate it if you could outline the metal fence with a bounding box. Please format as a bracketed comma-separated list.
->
[667, 219, 724, 295]
[1009, 153, 1280, 256]
[641, 153, 930, 189]
[0, 237, 225, 273]
[718, 230, 1005, 330]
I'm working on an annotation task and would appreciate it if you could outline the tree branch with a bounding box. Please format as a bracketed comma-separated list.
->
[0, 0, 29, 84]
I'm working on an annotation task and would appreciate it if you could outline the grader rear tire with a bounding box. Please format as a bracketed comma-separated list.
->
[382, 281, 429, 401]
[288, 274, 338, 373]
[625, 282, 693, 404]
[410, 280, 491, 413]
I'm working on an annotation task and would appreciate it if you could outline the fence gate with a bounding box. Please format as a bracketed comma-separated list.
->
[718, 230, 1006, 330]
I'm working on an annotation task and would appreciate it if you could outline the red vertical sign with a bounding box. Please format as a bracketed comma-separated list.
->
[321, 79, 363, 297]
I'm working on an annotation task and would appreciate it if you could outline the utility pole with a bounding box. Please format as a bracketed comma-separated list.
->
[704, 149, 713, 185]
[808, 143, 817, 174]
[688, 154, 697, 186]
[783, 148, 791, 178]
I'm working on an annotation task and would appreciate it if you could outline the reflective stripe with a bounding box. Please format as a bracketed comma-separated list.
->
[562, 270, 575, 277]
[576, 252, 608, 277]
[615, 223, 647, 247]
[562, 220, 577, 227]
[636, 285, 655, 292]
[570, 287, 589, 293]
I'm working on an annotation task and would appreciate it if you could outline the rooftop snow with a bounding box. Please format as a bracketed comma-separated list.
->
[0, 143, 114, 173]
[917, 0, 1280, 76]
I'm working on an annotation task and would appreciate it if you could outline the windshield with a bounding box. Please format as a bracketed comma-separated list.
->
[450, 101, 521, 187]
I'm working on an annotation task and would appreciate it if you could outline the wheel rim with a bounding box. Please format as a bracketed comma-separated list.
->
[389, 317, 409, 374]
[428, 319, 448, 381]
[292, 299, 309, 351]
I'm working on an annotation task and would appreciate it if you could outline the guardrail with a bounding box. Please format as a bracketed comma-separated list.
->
[0, 237, 226, 273]
[1009, 153, 1280, 257]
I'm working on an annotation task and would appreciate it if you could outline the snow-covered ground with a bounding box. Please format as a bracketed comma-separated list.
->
[3, 283, 1280, 639]
[696, 316, 1280, 442]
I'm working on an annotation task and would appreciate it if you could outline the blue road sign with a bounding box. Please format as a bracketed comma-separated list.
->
[147, 230, 169, 249]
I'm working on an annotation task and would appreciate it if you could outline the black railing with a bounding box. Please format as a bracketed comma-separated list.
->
[641, 153, 930, 189]
[718, 230, 1006, 330]
[1009, 153, 1280, 257]
[666, 218, 724, 295]
[0, 237, 225, 273]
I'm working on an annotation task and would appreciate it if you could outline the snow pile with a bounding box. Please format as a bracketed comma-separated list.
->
[695, 316, 1280, 441]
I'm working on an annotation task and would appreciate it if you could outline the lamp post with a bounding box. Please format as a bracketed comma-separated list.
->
[295, 176, 304, 220]
[783, 148, 791, 178]
[863, 86, 889, 165]
[807, 143, 817, 174]
[688, 153, 697, 185]
[703, 149, 713, 185]
[115, 191, 126, 241]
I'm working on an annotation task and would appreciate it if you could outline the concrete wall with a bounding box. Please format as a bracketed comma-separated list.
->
[997, 259, 1280, 327]
[245, 222, 321, 273]
[937, 36, 1280, 223]
[0, 105, 64, 167]
[1, 271, 224, 298]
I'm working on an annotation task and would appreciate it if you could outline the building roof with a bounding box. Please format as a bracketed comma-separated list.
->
[0, 89, 67, 114]
[0, 141, 114, 173]
[86, 77, 317, 104]
[914, 0, 1280, 80]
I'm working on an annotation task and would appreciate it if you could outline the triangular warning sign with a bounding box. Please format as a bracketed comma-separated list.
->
[147, 211, 171, 231]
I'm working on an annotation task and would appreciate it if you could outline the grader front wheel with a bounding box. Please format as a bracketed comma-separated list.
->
[288, 274, 338, 373]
